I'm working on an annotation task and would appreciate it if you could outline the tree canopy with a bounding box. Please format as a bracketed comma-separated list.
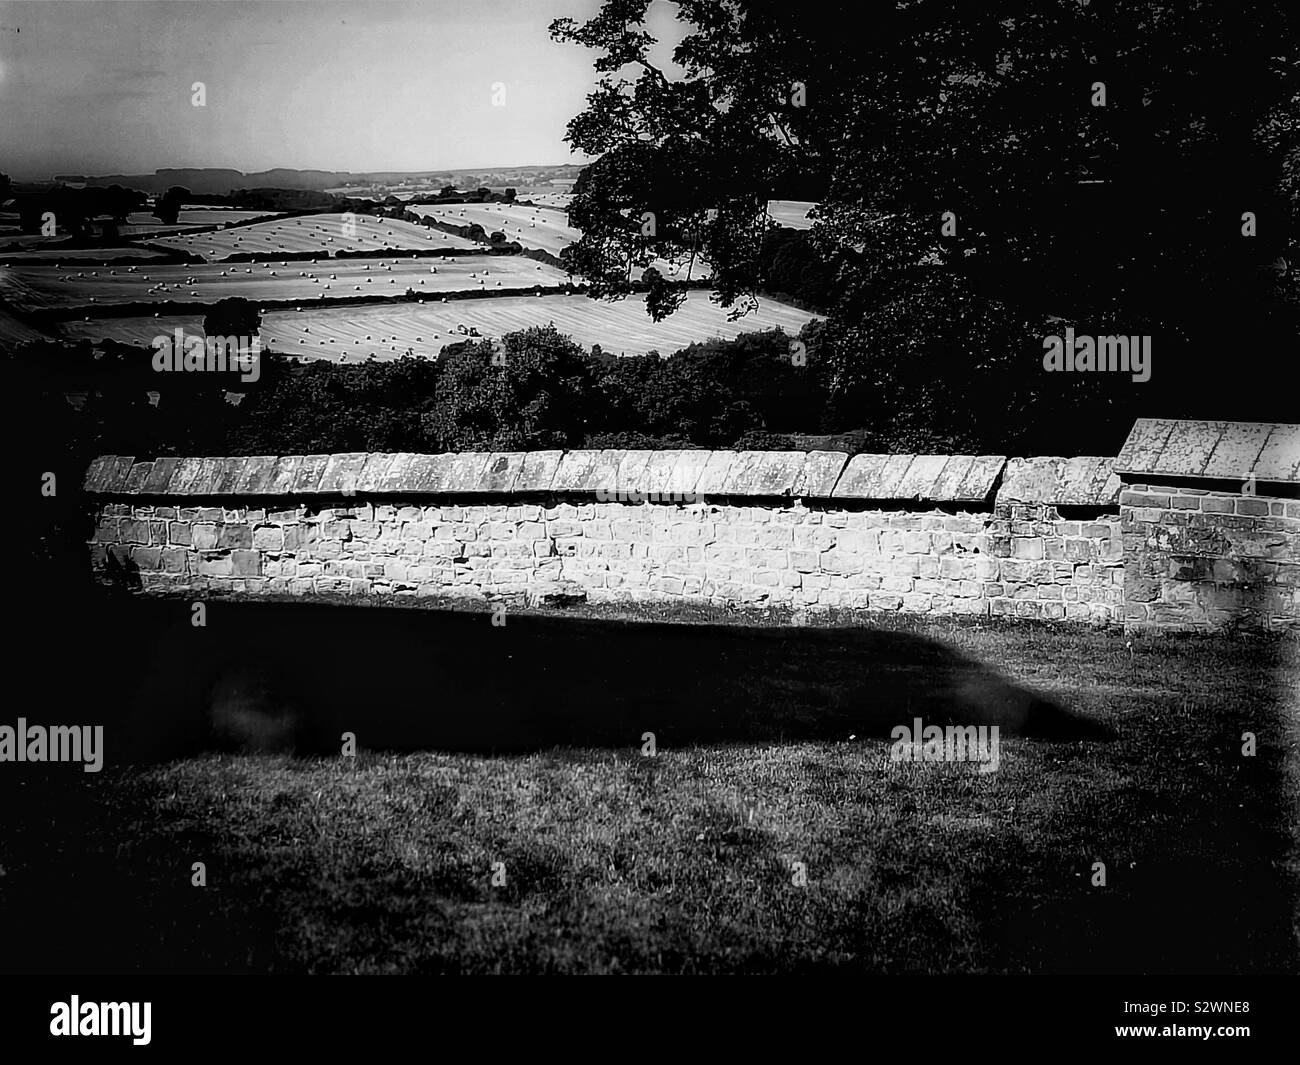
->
[552, 0, 1300, 447]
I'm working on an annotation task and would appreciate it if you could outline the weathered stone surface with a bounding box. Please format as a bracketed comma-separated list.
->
[192, 457, 225, 496]
[124, 462, 154, 495]
[481, 453, 525, 493]
[927, 456, 973, 500]
[955, 456, 1006, 502]
[1254, 423, 1300, 483]
[402, 453, 445, 493]
[142, 456, 182, 495]
[1202, 423, 1271, 482]
[378, 453, 418, 493]
[587, 450, 627, 496]
[319, 453, 368, 494]
[642, 450, 685, 498]
[793, 451, 849, 498]
[1160, 421, 1226, 477]
[356, 453, 396, 493]
[213, 457, 249, 495]
[695, 451, 737, 495]
[736, 452, 804, 495]
[832, 454, 890, 499]
[234, 456, 278, 495]
[516, 451, 563, 492]
[103, 456, 136, 493]
[169, 457, 207, 496]
[893, 455, 948, 500]
[1118, 419, 1299, 485]
[267, 456, 302, 495]
[83, 456, 114, 493]
[292, 455, 330, 494]
[873, 455, 916, 498]
[552, 450, 602, 492]
[1115, 418, 1179, 473]
[616, 451, 655, 495]
[441, 452, 492, 492]
[998, 456, 1117, 506]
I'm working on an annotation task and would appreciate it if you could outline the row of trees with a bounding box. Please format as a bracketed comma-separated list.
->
[12, 309, 1178, 467]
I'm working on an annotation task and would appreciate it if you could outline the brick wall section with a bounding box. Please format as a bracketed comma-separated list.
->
[1122, 485, 1300, 631]
[84, 449, 1129, 624]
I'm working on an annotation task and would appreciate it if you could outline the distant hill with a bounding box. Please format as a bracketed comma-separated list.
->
[43, 166, 585, 197]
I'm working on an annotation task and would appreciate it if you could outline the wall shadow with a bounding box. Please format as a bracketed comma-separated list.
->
[38, 595, 1110, 760]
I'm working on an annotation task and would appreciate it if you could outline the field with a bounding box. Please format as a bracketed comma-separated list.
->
[3, 594, 1296, 975]
[407, 202, 580, 256]
[0, 246, 169, 262]
[0, 307, 51, 345]
[150, 213, 482, 260]
[0, 256, 570, 313]
[0, 208, 285, 248]
[57, 291, 821, 359]
[520, 192, 573, 210]
[767, 200, 817, 230]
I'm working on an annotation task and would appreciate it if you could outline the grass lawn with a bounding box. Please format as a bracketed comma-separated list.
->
[2, 600, 1296, 974]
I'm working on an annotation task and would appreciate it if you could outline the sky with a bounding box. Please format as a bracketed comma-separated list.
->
[0, 0, 688, 180]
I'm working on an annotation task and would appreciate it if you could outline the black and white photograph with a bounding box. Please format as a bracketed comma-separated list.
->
[0, 0, 1297, 1043]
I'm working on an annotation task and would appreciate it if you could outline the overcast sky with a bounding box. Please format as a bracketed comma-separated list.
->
[0, 0, 687, 179]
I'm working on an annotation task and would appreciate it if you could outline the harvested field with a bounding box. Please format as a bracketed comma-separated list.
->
[150, 213, 482, 260]
[0, 256, 568, 312]
[520, 192, 573, 210]
[407, 202, 580, 256]
[58, 291, 821, 359]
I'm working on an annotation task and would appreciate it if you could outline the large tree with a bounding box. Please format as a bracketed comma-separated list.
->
[152, 185, 190, 226]
[552, 0, 1299, 449]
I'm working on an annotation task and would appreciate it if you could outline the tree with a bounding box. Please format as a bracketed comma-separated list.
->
[551, 1, 1300, 450]
[153, 185, 190, 225]
[427, 325, 595, 450]
[101, 183, 145, 224]
[203, 297, 262, 341]
[504, 187, 517, 203]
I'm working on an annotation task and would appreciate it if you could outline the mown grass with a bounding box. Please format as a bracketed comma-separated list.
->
[2, 603, 1296, 974]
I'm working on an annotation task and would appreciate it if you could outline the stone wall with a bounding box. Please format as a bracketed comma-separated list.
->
[1113, 418, 1300, 632]
[83, 449, 1131, 625]
[1121, 485, 1300, 631]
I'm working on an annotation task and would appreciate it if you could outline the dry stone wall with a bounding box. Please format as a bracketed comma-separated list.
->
[84, 449, 1134, 625]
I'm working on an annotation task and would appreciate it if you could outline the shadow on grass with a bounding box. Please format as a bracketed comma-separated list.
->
[66, 596, 1112, 760]
[7, 592, 1293, 974]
